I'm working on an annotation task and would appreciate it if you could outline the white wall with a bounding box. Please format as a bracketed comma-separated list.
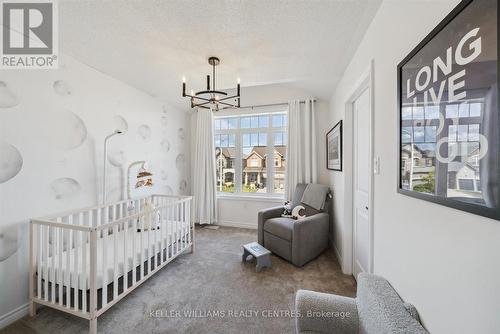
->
[328, 1, 500, 333]
[191, 83, 331, 229]
[0, 54, 190, 326]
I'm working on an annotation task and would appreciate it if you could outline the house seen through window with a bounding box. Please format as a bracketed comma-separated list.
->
[214, 112, 287, 195]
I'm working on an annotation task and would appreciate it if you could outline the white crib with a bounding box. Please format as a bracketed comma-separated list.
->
[28, 194, 194, 334]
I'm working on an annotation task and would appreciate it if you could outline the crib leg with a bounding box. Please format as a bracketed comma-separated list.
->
[29, 301, 36, 317]
[89, 318, 97, 334]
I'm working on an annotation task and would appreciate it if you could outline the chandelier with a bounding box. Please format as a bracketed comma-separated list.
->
[182, 56, 240, 111]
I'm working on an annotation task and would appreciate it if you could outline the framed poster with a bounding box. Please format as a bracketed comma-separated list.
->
[397, 0, 499, 220]
[327, 120, 342, 171]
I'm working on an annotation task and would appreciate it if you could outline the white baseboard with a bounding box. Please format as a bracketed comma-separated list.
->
[217, 220, 257, 230]
[332, 242, 344, 272]
[0, 302, 29, 330]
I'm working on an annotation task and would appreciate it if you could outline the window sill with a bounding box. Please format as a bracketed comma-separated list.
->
[217, 193, 284, 202]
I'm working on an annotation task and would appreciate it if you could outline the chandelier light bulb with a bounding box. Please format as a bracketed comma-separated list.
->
[182, 56, 240, 111]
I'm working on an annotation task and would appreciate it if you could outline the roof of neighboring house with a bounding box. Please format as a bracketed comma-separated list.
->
[244, 146, 286, 159]
[216, 147, 237, 158]
[448, 161, 478, 173]
[217, 146, 287, 160]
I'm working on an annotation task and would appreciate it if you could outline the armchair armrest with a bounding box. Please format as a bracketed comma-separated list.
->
[295, 290, 358, 334]
[292, 213, 329, 266]
[258, 206, 283, 244]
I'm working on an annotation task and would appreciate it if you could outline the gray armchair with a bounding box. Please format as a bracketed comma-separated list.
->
[295, 273, 428, 334]
[258, 183, 329, 267]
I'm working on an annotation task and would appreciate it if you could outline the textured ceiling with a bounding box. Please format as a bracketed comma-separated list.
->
[59, 0, 381, 108]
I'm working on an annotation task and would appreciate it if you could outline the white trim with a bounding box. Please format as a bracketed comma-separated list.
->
[332, 242, 344, 271]
[217, 194, 284, 203]
[217, 220, 257, 229]
[342, 60, 375, 276]
[0, 303, 29, 330]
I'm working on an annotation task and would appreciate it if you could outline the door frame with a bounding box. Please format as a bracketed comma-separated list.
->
[343, 60, 374, 276]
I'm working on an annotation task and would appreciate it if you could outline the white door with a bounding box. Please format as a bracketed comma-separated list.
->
[352, 87, 371, 279]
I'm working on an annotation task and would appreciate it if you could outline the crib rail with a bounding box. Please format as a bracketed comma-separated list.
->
[29, 194, 193, 334]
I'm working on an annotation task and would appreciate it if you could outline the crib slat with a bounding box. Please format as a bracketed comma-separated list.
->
[37, 224, 42, 299]
[66, 215, 72, 308]
[43, 225, 49, 301]
[102, 207, 108, 307]
[162, 201, 166, 263]
[113, 205, 118, 300]
[186, 201, 191, 245]
[140, 199, 144, 280]
[58, 222, 63, 306]
[73, 214, 80, 311]
[123, 206, 128, 291]
[132, 206, 137, 286]
[82, 212, 91, 313]
[175, 203, 181, 253]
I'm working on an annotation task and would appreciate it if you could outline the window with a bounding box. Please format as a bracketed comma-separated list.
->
[214, 111, 287, 196]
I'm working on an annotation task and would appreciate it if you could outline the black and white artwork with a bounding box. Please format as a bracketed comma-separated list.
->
[397, 0, 499, 219]
[327, 120, 342, 171]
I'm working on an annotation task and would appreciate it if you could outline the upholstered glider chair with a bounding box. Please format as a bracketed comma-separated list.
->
[258, 183, 329, 267]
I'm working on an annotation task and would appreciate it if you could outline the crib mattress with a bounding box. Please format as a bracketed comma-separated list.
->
[39, 220, 190, 290]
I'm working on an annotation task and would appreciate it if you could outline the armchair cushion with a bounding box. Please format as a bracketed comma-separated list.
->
[258, 206, 283, 244]
[264, 217, 295, 241]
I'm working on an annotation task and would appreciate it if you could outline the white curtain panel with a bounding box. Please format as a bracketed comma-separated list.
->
[285, 99, 317, 200]
[193, 109, 218, 224]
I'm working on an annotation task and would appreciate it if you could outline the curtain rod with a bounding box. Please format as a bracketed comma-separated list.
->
[237, 99, 316, 110]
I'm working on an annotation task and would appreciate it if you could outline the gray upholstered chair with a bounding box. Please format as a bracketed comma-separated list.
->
[258, 183, 329, 267]
[295, 273, 428, 334]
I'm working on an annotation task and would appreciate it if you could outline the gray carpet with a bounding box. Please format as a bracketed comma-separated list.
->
[2, 226, 356, 334]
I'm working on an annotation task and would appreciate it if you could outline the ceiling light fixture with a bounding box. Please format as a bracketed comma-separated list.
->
[182, 56, 240, 111]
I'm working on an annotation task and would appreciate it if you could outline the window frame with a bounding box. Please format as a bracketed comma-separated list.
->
[214, 109, 287, 198]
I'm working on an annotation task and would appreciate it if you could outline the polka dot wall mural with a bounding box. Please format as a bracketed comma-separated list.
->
[53, 80, 72, 96]
[0, 81, 19, 108]
[50, 177, 81, 201]
[175, 154, 185, 170]
[113, 115, 129, 133]
[0, 225, 19, 262]
[161, 139, 171, 153]
[108, 149, 127, 167]
[160, 106, 168, 127]
[178, 128, 185, 140]
[0, 142, 23, 184]
[138, 124, 152, 141]
[162, 185, 173, 195]
[179, 179, 188, 193]
[42, 110, 87, 149]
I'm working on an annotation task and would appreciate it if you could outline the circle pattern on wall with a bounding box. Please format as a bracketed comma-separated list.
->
[108, 149, 127, 167]
[178, 128, 185, 140]
[53, 80, 72, 96]
[0, 81, 19, 108]
[42, 110, 87, 149]
[107, 187, 122, 203]
[162, 185, 173, 195]
[113, 115, 128, 133]
[160, 139, 170, 153]
[0, 225, 19, 262]
[179, 179, 188, 193]
[138, 125, 151, 141]
[175, 154, 185, 170]
[50, 178, 81, 200]
[0, 142, 23, 184]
